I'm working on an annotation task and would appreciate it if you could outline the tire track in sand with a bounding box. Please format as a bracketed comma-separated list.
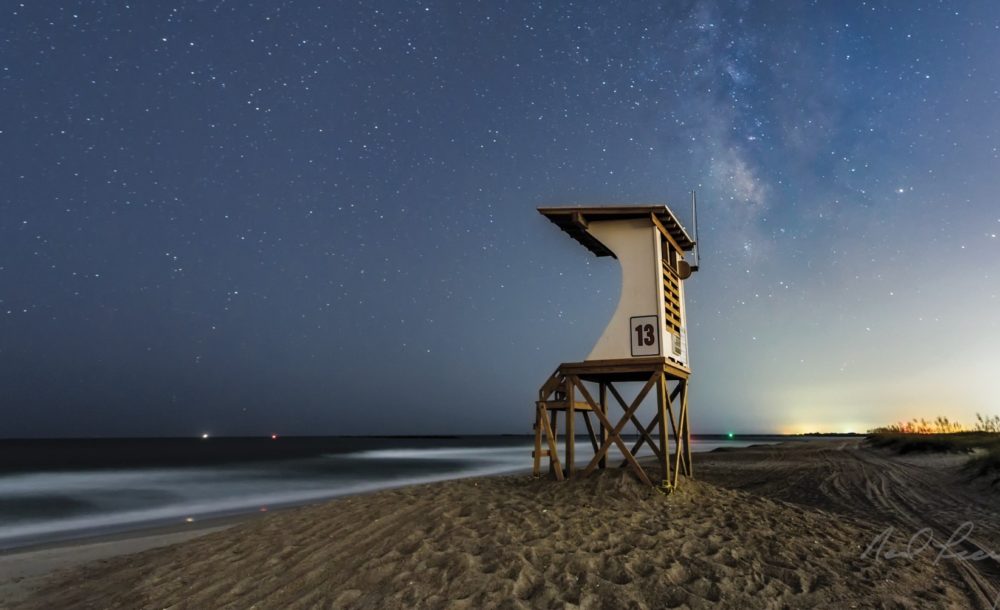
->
[700, 440, 1000, 609]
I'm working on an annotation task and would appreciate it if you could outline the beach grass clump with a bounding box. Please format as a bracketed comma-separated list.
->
[868, 416, 1000, 483]
[865, 432, 986, 454]
[966, 445, 1000, 484]
[867, 414, 1000, 455]
[869, 416, 963, 436]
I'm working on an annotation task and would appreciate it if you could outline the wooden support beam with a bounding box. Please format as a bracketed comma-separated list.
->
[625, 415, 661, 465]
[606, 383, 661, 463]
[656, 374, 671, 484]
[566, 376, 576, 478]
[672, 380, 684, 486]
[582, 410, 599, 454]
[577, 373, 657, 486]
[681, 379, 692, 477]
[539, 369, 563, 401]
[533, 406, 543, 476]
[665, 382, 682, 455]
[558, 356, 691, 379]
[549, 409, 559, 479]
[539, 406, 563, 481]
[537, 400, 594, 411]
[599, 382, 608, 469]
[668, 380, 689, 478]
[605, 382, 629, 410]
[588, 410, 653, 487]
[533, 360, 691, 487]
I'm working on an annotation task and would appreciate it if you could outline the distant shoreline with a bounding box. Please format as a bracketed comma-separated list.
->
[0, 434, 819, 472]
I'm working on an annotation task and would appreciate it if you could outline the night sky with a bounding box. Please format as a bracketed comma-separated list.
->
[2, 1, 999, 438]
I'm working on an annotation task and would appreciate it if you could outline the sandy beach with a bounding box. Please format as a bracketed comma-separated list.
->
[4, 439, 999, 609]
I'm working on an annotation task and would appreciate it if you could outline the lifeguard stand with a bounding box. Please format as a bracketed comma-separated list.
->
[533, 203, 698, 490]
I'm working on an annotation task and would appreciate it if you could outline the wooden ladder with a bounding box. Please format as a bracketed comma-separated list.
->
[533, 368, 565, 480]
[533, 368, 600, 480]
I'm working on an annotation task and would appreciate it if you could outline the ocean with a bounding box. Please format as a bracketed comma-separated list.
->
[0, 435, 795, 550]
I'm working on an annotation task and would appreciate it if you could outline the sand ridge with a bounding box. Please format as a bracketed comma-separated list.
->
[8, 440, 999, 609]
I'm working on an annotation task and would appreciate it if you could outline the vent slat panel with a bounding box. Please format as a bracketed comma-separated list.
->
[661, 252, 682, 334]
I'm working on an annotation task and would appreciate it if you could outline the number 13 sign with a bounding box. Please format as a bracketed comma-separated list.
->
[629, 315, 659, 356]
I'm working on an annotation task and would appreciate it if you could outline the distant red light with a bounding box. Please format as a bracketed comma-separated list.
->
[271, 434, 278, 440]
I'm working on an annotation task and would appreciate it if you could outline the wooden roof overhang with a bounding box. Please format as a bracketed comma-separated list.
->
[537, 205, 695, 257]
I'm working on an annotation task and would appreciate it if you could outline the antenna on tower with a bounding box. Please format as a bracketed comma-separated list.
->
[690, 190, 701, 271]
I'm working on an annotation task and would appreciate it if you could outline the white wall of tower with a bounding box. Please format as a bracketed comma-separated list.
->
[585, 219, 660, 361]
[582, 217, 688, 367]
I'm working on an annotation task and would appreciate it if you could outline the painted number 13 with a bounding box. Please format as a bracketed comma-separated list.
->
[634, 323, 655, 346]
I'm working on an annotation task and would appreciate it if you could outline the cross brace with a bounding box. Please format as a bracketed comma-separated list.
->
[532, 360, 692, 489]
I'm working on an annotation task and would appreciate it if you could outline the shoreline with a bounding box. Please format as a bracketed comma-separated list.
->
[0, 436, 807, 554]
[9, 439, 997, 608]
[0, 442, 778, 605]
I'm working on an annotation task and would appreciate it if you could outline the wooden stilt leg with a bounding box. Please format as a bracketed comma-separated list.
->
[672, 380, 684, 487]
[670, 380, 689, 479]
[582, 411, 599, 454]
[655, 373, 670, 485]
[663, 382, 684, 482]
[539, 406, 563, 482]
[566, 376, 576, 478]
[681, 379, 692, 477]
[533, 405, 543, 476]
[599, 382, 608, 469]
[665, 383, 682, 440]
[549, 409, 559, 478]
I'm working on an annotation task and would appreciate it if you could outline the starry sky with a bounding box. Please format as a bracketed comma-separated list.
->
[2, 1, 999, 438]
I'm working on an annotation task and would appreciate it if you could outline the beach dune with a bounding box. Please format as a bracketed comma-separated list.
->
[6, 440, 999, 609]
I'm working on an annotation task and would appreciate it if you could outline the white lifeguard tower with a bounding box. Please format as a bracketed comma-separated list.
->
[532, 203, 699, 490]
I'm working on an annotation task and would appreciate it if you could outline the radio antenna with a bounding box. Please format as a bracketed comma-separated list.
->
[690, 190, 701, 271]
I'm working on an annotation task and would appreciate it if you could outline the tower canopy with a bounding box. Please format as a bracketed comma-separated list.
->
[538, 205, 695, 257]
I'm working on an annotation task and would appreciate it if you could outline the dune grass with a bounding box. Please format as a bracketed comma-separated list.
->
[966, 445, 1000, 480]
[866, 430, 1000, 484]
[866, 431, 999, 454]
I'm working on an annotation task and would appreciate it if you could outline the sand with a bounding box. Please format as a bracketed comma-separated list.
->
[0, 524, 236, 608]
[4, 439, 999, 609]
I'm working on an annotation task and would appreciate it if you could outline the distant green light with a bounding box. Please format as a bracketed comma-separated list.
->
[727, 432, 734, 439]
